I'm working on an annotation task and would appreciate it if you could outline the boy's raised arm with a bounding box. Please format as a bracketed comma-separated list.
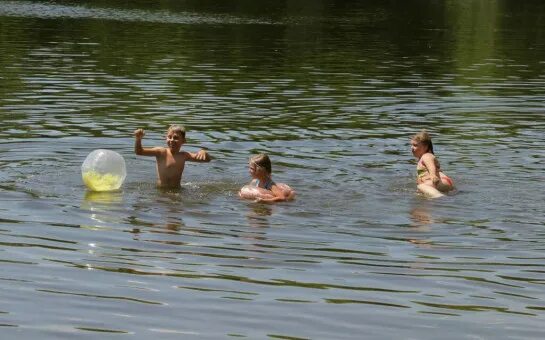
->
[134, 129, 161, 156]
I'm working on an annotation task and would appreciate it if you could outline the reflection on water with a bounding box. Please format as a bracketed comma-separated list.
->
[245, 203, 273, 229]
[409, 204, 433, 230]
[0, 0, 545, 339]
[83, 189, 123, 204]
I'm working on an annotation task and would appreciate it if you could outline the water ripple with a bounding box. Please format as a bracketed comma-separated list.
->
[1, 2, 545, 338]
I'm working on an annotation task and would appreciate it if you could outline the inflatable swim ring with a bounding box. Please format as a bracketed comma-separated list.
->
[239, 183, 296, 201]
[239, 185, 275, 200]
[440, 173, 454, 187]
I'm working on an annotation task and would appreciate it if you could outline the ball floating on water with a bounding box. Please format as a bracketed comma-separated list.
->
[81, 149, 126, 192]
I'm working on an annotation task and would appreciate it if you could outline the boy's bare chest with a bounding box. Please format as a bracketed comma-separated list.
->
[160, 153, 185, 169]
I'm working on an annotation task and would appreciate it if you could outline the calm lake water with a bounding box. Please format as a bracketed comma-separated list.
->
[1, 0, 544, 339]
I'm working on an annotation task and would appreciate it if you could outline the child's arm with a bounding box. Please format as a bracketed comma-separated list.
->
[421, 153, 441, 185]
[255, 185, 290, 203]
[186, 149, 212, 162]
[134, 129, 162, 156]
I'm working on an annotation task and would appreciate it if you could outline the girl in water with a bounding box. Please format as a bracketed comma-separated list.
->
[239, 153, 295, 203]
[411, 130, 454, 198]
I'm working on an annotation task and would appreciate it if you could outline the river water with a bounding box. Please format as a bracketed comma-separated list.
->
[1, 1, 544, 339]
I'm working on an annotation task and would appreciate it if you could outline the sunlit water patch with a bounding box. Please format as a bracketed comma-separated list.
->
[0, 0, 278, 25]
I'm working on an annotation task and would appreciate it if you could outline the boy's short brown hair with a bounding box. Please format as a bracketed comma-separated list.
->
[168, 124, 186, 138]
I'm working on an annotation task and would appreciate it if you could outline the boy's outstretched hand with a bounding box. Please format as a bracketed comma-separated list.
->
[194, 149, 211, 162]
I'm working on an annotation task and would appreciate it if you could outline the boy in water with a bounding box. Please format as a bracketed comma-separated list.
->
[134, 125, 211, 188]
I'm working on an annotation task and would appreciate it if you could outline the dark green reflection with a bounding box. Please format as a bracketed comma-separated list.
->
[1, 0, 544, 138]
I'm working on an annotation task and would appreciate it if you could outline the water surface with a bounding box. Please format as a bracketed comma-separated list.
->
[1, 0, 544, 339]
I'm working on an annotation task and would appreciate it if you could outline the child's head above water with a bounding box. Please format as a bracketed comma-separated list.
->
[167, 124, 186, 138]
[411, 130, 434, 154]
[250, 153, 272, 175]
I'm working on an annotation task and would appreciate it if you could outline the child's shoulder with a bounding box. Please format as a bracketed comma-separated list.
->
[155, 146, 169, 153]
[421, 152, 436, 161]
[174, 150, 193, 159]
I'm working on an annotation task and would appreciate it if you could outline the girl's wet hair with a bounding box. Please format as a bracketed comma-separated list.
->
[250, 153, 272, 174]
[412, 130, 434, 154]
[168, 124, 186, 138]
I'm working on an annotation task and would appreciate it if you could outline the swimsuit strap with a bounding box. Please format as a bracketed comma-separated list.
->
[255, 178, 275, 190]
